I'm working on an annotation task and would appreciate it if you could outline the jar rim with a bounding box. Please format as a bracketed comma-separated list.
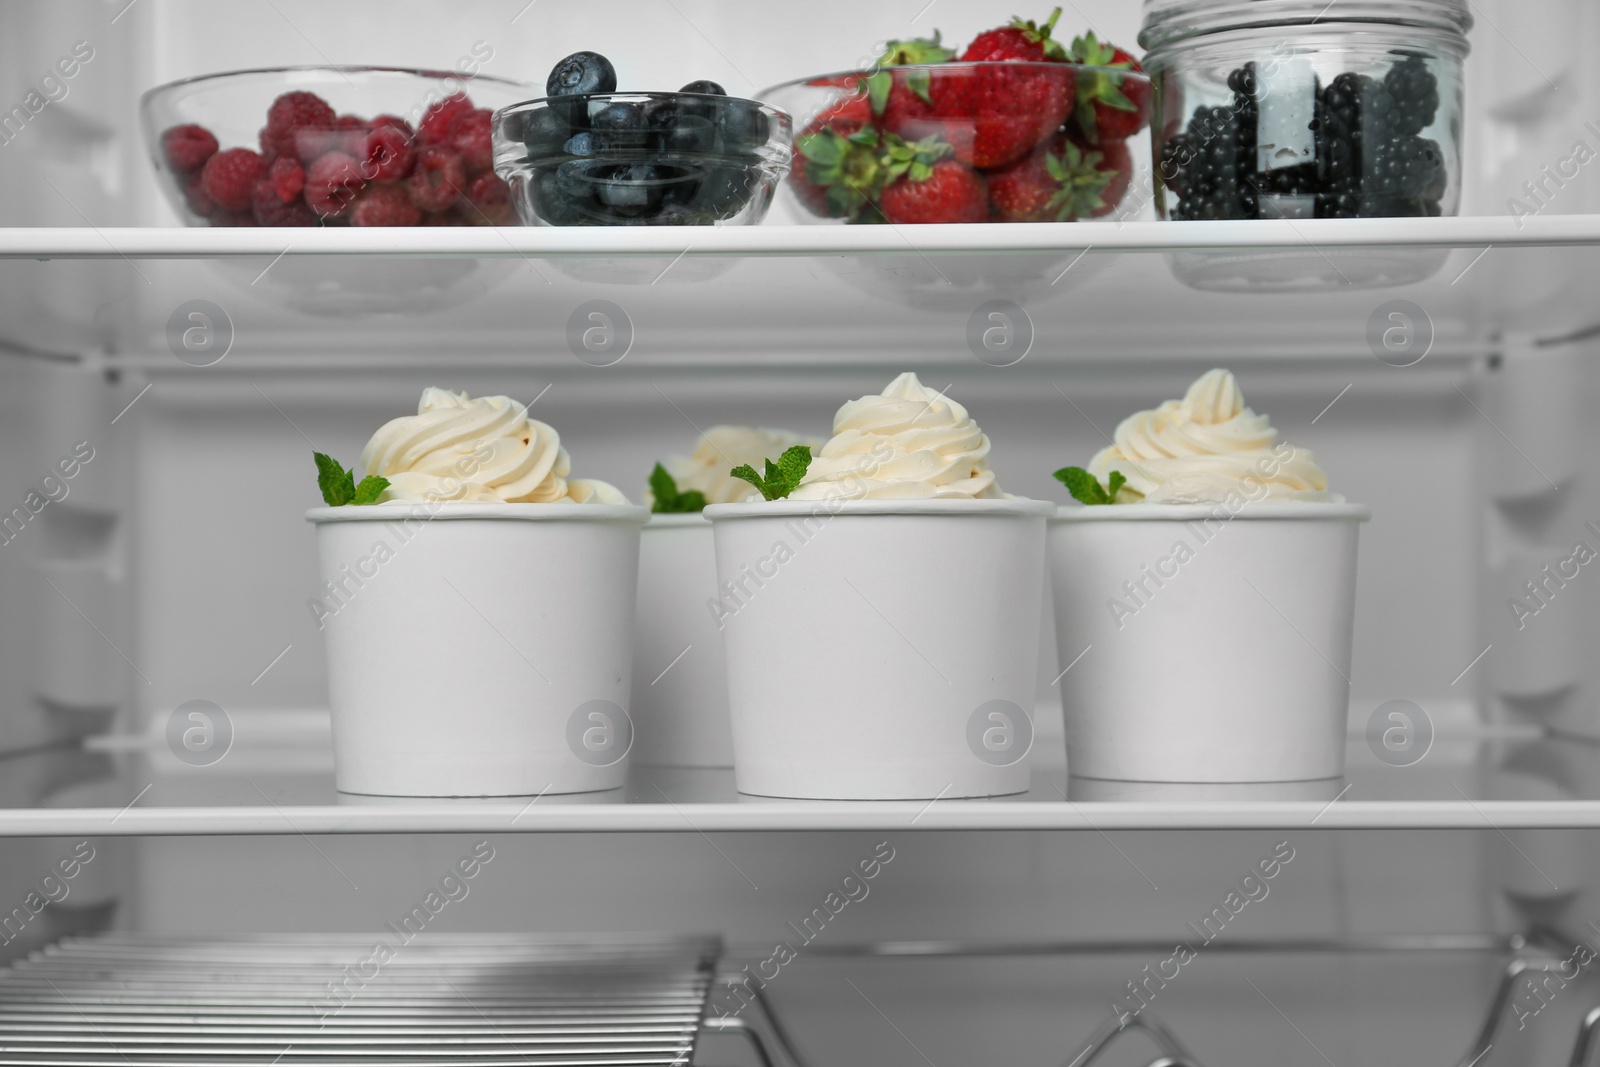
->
[1139, 0, 1472, 52]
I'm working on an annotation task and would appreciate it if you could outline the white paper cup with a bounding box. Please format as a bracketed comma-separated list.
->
[704, 498, 1054, 800]
[631, 515, 733, 767]
[306, 502, 648, 797]
[1048, 502, 1370, 783]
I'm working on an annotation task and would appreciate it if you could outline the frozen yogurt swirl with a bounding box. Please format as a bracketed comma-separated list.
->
[360, 388, 627, 505]
[790, 372, 1007, 501]
[651, 425, 822, 507]
[1087, 369, 1334, 504]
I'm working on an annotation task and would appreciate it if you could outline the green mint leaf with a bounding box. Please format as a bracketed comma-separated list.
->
[1052, 466, 1109, 506]
[730, 464, 769, 499]
[649, 463, 681, 512]
[649, 463, 707, 513]
[1106, 471, 1126, 500]
[314, 452, 355, 507]
[771, 445, 814, 498]
[352, 476, 390, 505]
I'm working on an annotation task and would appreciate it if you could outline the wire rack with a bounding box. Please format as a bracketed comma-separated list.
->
[0, 934, 771, 1067]
[7, 932, 1600, 1067]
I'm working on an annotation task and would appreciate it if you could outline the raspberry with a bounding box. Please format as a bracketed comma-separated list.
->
[446, 108, 494, 176]
[183, 172, 216, 217]
[418, 208, 463, 225]
[267, 156, 305, 201]
[351, 182, 422, 227]
[252, 178, 318, 226]
[363, 124, 415, 181]
[293, 128, 365, 164]
[335, 114, 368, 129]
[372, 114, 414, 135]
[406, 144, 466, 212]
[199, 147, 266, 213]
[261, 90, 336, 160]
[162, 124, 218, 174]
[461, 172, 514, 225]
[304, 152, 364, 218]
[418, 93, 473, 144]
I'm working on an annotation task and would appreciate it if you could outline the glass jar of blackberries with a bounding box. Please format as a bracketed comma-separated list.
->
[1139, 0, 1469, 221]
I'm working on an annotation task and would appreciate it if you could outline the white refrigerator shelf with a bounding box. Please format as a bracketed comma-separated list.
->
[0, 216, 1592, 259]
[3, 731, 1598, 836]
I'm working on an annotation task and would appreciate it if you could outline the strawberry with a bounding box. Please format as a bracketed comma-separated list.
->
[791, 113, 884, 220]
[936, 8, 1076, 169]
[1069, 132, 1132, 217]
[880, 150, 988, 224]
[812, 90, 872, 135]
[988, 131, 1131, 222]
[1066, 33, 1149, 143]
[864, 33, 956, 136]
[987, 144, 1064, 223]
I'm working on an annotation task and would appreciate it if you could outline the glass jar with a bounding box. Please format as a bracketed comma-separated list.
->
[1140, 0, 1470, 222]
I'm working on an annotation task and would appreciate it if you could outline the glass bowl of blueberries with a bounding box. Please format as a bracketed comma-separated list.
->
[493, 51, 793, 226]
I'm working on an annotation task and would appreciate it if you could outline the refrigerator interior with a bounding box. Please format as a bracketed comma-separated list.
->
[3, 1, 1600, 1064]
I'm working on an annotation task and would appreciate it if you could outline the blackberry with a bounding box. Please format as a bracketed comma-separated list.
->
[1173, 105, 1249, 220]
[1382, 54, 1440, 136]
[1314, 183, 1361, 219]
[1164, 54, 1445, 221]
[1158, 133, 1192, 197]
[1364, 136, 1445, 200]
[1226, 63, 1257, 96]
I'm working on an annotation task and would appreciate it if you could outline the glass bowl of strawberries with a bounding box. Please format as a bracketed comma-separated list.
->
[140, 67, 538, 227]
[761, 10, 1151, 225]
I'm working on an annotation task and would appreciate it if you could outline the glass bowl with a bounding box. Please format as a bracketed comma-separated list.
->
[1139, 0, 1471, 289]
[1141, 0, 1470, 223]
[760, 62, 1152, 224]
[140, 66, 540, 227]
[493, 92, 792, 226]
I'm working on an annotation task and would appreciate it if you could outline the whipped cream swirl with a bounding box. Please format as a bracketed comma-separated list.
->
[790, 372, 1007, 501]
[1088, 369, 1333, 504]
[651, 425, 822, 507]
[360, 388, 627, 505]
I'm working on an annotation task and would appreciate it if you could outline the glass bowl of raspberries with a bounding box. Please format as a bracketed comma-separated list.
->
[141, 67, 539, 227]
[760, 11, 1151, 225]
[493, 51, 793, 227]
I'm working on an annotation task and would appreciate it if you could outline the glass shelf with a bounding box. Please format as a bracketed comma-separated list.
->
[2, 727, 1596, 835]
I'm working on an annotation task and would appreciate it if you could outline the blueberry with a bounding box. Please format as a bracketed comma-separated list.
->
[591, 101, 644, 131]
[534, 170, 588, 225]
[680, 79, 727, 96]
[588, 101, 650, 149]
[662, 116, 716, 155]
[525, 106, 573, 156]
[646, 101, 680, 129]
[597, 163, 661, 208]
[702, 165, 758, 215]
[716, 102, 771, 153]
[658, 164, 705, 206]
[556, 159, 603, 198]
[547, 51, 618, 97]
[563, 131, 599, 157]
